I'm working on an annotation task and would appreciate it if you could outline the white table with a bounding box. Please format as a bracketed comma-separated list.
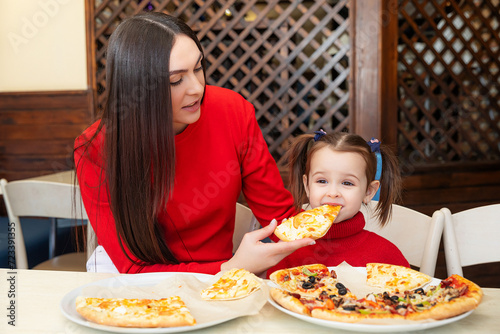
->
[1, 269, 499, 333]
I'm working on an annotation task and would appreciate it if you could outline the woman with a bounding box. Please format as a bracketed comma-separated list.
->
[74, 12, 313, 276]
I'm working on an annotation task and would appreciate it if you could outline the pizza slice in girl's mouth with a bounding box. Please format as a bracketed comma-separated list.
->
[274, 204, 341, 241]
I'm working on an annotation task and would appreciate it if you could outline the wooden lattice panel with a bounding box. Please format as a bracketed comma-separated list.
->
[397, 0, 500, 167]
[92, 0, 351, 162]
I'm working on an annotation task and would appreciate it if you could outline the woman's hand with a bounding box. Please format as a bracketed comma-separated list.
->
[220, 219, 315, 277]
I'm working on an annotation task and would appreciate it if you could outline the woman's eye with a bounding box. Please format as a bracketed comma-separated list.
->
[194, 65, 203, 72]
[170, 78, 182, 86]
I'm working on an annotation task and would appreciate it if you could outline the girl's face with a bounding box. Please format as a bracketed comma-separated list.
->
[169, 35, 205, 134]
[303, 146, 379, 223]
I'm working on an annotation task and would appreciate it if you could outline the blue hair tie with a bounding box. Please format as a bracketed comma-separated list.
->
[367, 138, 381, 153]
[314, 129, 327, 141]
[367, 138, 382, 201]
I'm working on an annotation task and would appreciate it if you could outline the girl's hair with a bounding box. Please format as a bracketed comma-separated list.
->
[286, 132, 401, 226]
[76, 12, 206, 265]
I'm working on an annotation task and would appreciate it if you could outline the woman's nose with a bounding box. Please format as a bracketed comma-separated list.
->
[187, 73, 204, 95]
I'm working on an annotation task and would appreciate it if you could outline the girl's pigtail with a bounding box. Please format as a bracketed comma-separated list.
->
[285, 134, 315, 211]
[375, 145, 402, 226]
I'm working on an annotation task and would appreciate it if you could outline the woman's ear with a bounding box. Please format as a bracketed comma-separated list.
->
[364, 180, 380, 203]
[302, 174, 310, 199]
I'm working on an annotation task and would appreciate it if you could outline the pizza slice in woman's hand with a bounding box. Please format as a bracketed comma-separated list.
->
[274, 204, 341, 241]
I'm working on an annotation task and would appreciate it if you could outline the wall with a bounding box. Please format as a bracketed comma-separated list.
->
[0, 0, 87, 92]
[0, 0, 92, 187]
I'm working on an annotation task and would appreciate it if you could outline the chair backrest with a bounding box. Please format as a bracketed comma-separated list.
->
[232, 202, 260, 253]
[442, 205, 500, 277]
[0, 171, 89, 269]
[361, 201, 444, 276]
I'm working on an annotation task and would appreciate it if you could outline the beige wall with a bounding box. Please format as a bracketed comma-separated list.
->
[0, 0, 87, 92]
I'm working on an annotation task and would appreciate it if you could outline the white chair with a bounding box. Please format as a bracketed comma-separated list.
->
[441, 205, 500, 277]
[361, 201, 445, 276]
[233, 202, 260, 253]
[1, 171, 92, 271]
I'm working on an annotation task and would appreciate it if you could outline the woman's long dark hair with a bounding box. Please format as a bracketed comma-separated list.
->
[77, 12, 206, 265]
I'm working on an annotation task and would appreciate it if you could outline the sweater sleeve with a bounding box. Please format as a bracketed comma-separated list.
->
[236, 100, 298, 228]
[75, 131, 224, 275]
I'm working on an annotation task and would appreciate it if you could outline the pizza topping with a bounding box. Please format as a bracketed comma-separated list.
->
[302, 267, 318, 277]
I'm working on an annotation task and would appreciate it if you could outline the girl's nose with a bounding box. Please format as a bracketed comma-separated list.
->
[326, 187, 340, 198]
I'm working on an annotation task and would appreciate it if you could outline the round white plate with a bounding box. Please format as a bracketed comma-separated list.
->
[268, 298, 472, 333]
[267, 267, 474, 332]
[60, 272, 234, 333]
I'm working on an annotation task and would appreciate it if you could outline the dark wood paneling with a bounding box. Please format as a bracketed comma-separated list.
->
[401, 163, 500, 215]
[0, 90, 93, 182]
[351, 0, 383, 139]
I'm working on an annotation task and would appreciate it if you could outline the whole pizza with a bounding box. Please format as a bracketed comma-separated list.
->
[269, 263, 483, 323]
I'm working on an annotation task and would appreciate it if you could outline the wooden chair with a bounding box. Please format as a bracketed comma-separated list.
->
[441, 205, 500, 277]
[361, 202, 445, 276]
[1, 171, 91, 271]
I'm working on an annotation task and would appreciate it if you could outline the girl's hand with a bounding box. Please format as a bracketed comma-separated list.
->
[220, 219, 315, 276]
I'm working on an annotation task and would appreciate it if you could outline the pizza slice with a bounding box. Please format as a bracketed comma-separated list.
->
[269, 264, 351, 298]
[366, 263, 432, 292]
[200, 268, 261, 300]
[270, 285, 358, 318]
[75, 296, 196, 328]
[404, 274, 483, 320]
[274, 204, 341, 241]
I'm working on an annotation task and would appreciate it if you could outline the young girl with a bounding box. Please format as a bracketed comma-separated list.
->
[268, 131, 409, 274]
[74, 12, 313, 276]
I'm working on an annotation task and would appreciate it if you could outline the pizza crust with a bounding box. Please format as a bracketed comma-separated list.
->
[312, 308, 403, 323]
[274, 205, 341, 241]
[270, 288, 311, 316]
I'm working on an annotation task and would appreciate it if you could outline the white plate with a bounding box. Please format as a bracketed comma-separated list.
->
[268, 298, 472, 333]
[267, 267, 474, 333]
[60, 272, 235, 333]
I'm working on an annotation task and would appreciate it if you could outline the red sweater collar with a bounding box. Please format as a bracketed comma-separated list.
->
[322, 212, 366, 239]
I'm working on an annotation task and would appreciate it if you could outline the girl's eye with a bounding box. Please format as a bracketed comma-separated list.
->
[316, 179, 327, 184]
[342, 181, 354, 186]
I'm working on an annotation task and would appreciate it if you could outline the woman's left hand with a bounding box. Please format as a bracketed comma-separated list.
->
[220, 219, 315, 276]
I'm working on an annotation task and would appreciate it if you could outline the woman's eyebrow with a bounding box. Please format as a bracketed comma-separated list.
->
[169, 53, 203, 76]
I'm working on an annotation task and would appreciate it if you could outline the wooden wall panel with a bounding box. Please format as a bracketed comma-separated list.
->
[0, 90, 93, 182]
